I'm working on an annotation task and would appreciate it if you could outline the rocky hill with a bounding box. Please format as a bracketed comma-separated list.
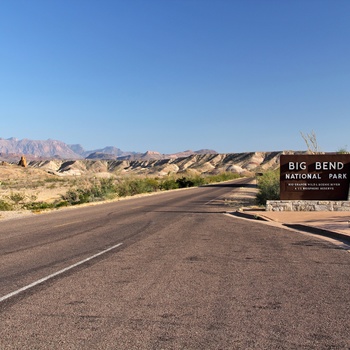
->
[28, 152, 282, 177]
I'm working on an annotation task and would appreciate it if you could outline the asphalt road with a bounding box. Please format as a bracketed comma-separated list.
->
[0, 179, 350, 349]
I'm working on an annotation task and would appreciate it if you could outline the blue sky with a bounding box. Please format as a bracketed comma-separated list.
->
[1, 0, 349, 154]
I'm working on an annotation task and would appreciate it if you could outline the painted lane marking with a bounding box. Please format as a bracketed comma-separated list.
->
[0, 242, 123, 303]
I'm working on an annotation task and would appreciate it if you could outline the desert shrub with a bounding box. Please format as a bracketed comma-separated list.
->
[116, 177, 160, 197]
[206, 172, 241, 183]
[115, 178, 132, 197]
[174, 172, 241, 188]
[63, 187, 101, 205]
[160, 177, 179, 190]
[62, 187, 99, 205]
[175, 177, 192, 188]
[115, 180, 132, 197]
[96, 178, 118, 199]
[62, 189, 82, 205]
[144, 178, 160, 192]
[190, 175, 206, 187]
[55, 200, 70, 208]
[9, 192, 26, 205]
[24, 201, 56, 210]
[176, 174, 209, 188]
[256, 170, 280, 205]
[62, 178, 118, 205]
[0, 200, 13, 211]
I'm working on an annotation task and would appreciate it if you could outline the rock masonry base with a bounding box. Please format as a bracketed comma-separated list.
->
[266, 200, 350, 211]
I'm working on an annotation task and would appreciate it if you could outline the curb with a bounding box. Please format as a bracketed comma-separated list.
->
[282, 224, 350, 244]
[229, 211, 270, 221]
[230, 211, 350, 244]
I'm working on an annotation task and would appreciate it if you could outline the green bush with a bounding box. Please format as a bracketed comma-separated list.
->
[62, 178, 118, 205]
[204, 172, 241, 184]
[0, 200, 13, 211]
[97, 178, 118, 199]
[175, 172, 240, 188]
[62, 189, 82, 205]
[160, 177, 179, 190]
[115, 178, 136, 197]
[55, 200, 70, 208]
[190, 175, 206, 187]
[115, 177, 160, 197]
[24, 201, 56, 210]
[176, 177, 193, 188]
[256, 170, 280, 205]
[175, 175, 206, 188]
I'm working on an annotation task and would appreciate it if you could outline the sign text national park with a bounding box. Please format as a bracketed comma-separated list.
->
[280, 154, 350, 200]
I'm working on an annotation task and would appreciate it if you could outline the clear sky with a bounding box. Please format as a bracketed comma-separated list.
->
[1, 0, 349, 154]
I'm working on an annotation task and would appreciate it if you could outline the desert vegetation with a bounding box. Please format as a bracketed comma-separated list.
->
[255, 169, 280, 205]
[0, 169, 241, 212]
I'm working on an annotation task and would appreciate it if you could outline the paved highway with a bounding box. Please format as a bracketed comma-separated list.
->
[1, 179, 350, 349]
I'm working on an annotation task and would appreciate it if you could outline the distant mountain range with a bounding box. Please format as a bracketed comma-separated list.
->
[0, 137, 217, 161]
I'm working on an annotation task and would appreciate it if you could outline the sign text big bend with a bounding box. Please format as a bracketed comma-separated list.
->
[280, 154, 350, 200]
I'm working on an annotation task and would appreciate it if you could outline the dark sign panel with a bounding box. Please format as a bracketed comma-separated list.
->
[280, 154, 350, 200]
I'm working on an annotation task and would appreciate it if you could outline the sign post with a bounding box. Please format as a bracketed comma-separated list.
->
[280, 154, 350, 200]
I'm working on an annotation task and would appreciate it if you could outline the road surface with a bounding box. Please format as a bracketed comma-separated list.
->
[1, 179, 350, 349]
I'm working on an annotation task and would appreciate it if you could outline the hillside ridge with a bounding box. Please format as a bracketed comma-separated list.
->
[28, 151, 282, 177]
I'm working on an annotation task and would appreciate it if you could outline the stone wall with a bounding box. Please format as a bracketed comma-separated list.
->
[266, 200, 350, 211]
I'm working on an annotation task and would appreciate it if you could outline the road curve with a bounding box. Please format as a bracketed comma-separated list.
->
[1, 178, 350, 349]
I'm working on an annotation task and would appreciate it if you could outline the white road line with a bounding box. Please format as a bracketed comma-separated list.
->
[0, 242, 123, 303]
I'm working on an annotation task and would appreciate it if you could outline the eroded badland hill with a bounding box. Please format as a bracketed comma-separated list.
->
[28, 151, 281, 176]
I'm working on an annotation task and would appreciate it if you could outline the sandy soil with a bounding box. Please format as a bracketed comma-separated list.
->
[0, 164, 79, 221]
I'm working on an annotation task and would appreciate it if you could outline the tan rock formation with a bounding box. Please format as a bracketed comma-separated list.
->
[18, 155, 27, 167]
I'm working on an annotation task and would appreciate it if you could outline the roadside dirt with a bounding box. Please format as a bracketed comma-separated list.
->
[220, 180, 260, 210]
